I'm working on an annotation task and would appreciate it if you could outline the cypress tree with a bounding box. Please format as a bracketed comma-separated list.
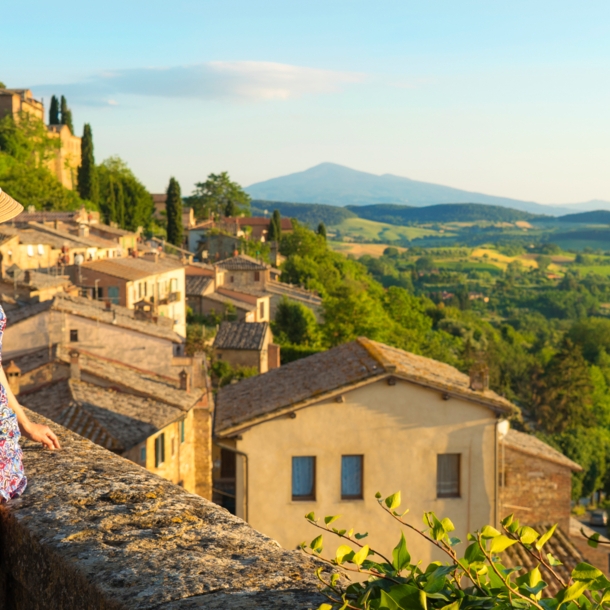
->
[166, 177, 183, 246]
[268, 209, 281, 242]
[77, 124, 98, 203]
[224, 199, 236, 217]
[60, 95, 74, 133]
[317, 222, 327, 240]
[49, 95, 60, 125]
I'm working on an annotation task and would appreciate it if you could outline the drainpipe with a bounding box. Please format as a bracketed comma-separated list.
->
[495, 418, 510, 527]
[215, 441, 249, 522]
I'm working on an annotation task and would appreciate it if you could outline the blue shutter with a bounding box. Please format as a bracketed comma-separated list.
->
[292, 457, 315, 499]
[341, 455, 363, 498]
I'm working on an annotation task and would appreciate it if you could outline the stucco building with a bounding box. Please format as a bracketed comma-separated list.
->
[69, 255, 187, 336]
[213, 338, 520, 561]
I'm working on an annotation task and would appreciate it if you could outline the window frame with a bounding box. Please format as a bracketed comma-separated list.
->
[140, 446, 146, 464]
[154, 433, 166, 468]
[180, 419, 185, 444]
[341, 454, 364, 500]
[69, 329, 79, 343]
[436, 453, 461, 499]
[292, 456, 316, 502]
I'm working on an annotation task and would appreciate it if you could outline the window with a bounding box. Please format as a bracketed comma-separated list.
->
[259, 301, 265, 320]
[69, 329, 78, 342]
[27, 244, 34, 257]
[254, 271, 260, 282]
[108, 286, 120, 304]
[37, 244, 44, 255]
[170, 278, 178, 292]
[140, 446, 146, 464]
[154, 433, 166, 467]
[97, 286, 103, 299]
[230, 275, 234, 283]
[220, 448, 236, 479]
[138, 282, 143, 299]
[292, 456, 316, 501]
[341, 455, 364, 499]
[437, 454, 461, 498]
[180, 420, 185, 443]
[171, 437, 175, 456]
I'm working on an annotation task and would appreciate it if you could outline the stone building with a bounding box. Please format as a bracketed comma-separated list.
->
[0, 269, 76, 304]
[2, 293, 185, 375]
[10, 345, 212, 498]
[0, 88, 81, 189]
[213, 321, 280, 373]
[69, 255, 187, 336]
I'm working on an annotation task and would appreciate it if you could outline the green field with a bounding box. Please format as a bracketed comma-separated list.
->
[330, 217, 443, 242]
[576, 266, 610, 277]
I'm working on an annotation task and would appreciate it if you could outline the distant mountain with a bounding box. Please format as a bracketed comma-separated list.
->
[246, 163, 572, 216]
[555, 200, 610, 213]
[347, 203, 540, 224]
[557, 210, 610, 224]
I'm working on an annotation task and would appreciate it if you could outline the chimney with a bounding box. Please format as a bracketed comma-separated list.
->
[268, 343, 281, 370]
[70, 350, 81, 381]
[78, 224, 90, 238]
[5, 361, 21, 396]
[469, 362, 489, 392]
[179, 369, 191, 393]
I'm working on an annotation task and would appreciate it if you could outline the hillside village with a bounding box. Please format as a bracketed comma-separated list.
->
[2, 81, 610, 607]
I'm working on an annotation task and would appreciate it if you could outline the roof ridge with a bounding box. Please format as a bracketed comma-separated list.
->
[356, 337, 396, 373]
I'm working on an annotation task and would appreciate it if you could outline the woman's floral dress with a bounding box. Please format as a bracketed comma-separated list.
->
[0, 305, 26, 502]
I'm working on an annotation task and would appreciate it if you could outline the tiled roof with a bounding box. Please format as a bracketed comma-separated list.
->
[26, 222, 117, 249]
[213, 322, 269, 351]
[20, 378, 183, 451]
[504, 523, 586, 596]
[7, 294, 182, 343]
[185, 263, 215, 277]
[503, 429, 582, 472]
[151, 194, 167, 204]
[215, 337, 517, 435]
[237, 217, 293, 230]
[186, 276, 212, 296]
[216, 254, 270, 271]
[81, 256, 184, 281]
[203, 292, 255, 312]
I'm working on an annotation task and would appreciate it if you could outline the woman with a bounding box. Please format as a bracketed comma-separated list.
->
[0, 188, 60, 503]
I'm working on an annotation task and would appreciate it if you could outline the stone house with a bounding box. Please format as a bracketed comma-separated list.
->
[213, 321, 280, 373]
[2, 293, 186, 375]
[69, 255, 187, 336]
[10, 345, 212, 498]
[213, 338, 520, 560]
[0, 269, 76, 304]
[0, 88, 81, 189]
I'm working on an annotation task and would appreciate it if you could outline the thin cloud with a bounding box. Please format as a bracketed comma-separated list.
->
[34, 61, 366, 105]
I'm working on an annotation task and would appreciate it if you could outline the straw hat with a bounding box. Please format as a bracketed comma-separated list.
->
[0, 188, 24, 223]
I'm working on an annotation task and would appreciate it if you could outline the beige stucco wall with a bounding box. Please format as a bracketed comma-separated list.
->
[3, 310, 177, 376]
[124, 406, 212, 499]
[232, 378, 497, 562]
[217, 348, 266, 373]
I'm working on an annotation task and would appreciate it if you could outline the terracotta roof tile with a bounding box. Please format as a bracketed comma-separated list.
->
[215, 337, 518, 435]
[213, 322, 269, 351]
[81, 256, 184, 281]
[186, 276, 212, 296]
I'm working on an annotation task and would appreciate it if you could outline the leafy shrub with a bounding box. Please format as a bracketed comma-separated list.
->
[302, 490, 610, 609]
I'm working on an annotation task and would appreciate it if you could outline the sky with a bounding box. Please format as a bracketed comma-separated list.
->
[2, 1, 610, 204]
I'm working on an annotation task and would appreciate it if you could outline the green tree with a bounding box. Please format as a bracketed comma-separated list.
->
[529, 339, 594, 434]
[97, 157, 153, 231]
[272, 297, 321, 346]
[49, 95, 60, 125]
[317, 221, 327, 240]
[415, 255, 435, 272]
[77, 123, 98, 203]
[60, 95, 74, 134]
[166, 177, 183, 246]
[268, 209, 282, 242]
[187, 172, 251, 220]
[537, 255, 552, 272]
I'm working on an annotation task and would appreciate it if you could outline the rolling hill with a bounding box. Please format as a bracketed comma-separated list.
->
[246, 163, 572, 215]
[556, 210, 610, 224]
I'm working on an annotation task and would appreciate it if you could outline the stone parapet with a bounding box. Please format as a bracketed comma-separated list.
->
[0, 410, 323, 609]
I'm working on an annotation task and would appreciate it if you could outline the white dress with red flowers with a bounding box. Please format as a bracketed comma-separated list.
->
[0, 305, 26, 502]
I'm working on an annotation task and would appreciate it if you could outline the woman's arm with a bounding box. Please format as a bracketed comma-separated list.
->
[0, 367, 60, 450]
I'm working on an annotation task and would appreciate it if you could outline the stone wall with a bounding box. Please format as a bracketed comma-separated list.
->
[0, 410, 323, 609]
[499, 445, 573, 532]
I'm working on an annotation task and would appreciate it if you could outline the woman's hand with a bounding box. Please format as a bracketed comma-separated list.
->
[21, 422, 61, 450]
